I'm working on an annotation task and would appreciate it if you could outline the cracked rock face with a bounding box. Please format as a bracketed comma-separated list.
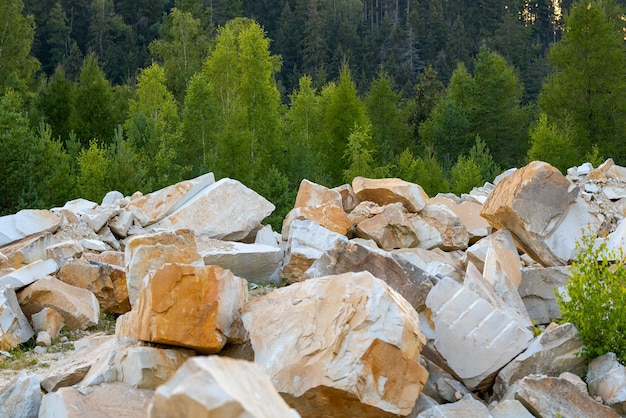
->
[242, 271, 429, 418]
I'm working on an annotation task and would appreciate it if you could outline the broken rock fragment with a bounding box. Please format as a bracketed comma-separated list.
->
[425, 277, 534, 391]
[352, 176, 429, 212]
[124, 229, 201, 306]
[122, 263, 247, 354]
[148, 356, 299, 418]
[0, 285, 34, 350]
[17, 277, 99, 331]
[243, 271, 429, 417]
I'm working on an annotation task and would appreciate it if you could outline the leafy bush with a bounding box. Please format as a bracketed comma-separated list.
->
[557, 230, 626, 362]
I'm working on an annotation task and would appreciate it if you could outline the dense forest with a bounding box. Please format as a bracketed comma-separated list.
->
[2, 0, 626, 227]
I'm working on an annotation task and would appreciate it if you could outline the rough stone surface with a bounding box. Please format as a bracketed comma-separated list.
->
[125, 172, 215, 227]
[153, 178, 274, 241]
[17, 276, 99, 331]
[0, 285, 34, 350]
[148, 356, 299, 418]
[519, 266, 570, 324]
[282, 204, 353, 238]
[352, 177, 429, 213]
[355, 202, 419, 250]
[243, 271, 429, 418]
[39, 382, 153, 418]
[480, 161, 580, 266]
[493, 322, 586, 398]
[31, 307, 65, 340]
[58, 259, 130, 314]
[416, 396, 492, 417]
[122, 263, 247, 354]
[0, 210, 61, 248]
[332, 183, 359, 212]
[0, 371, 41, 418]
[294, 179, 343, 209]
[0, 259, 57, 291]
[418, 204, 470, 250]
[431, 197, 491, 243]
[304, 239, 437, 312]
[40, 334, 117, 392]
[82, 250, 124, 267]
[587, 352, 626, 415]
[489, 400, 534, 418]
[393, 247, 465, 283]
[503, 375, 621, 418]
[198, 238, 282, 284]
[45, 240, 83, 267]
[77, 337, 194, 389]
[124, 229, 201, 307]
[425, 277, 534, 391]
[279, 220, 348, 283]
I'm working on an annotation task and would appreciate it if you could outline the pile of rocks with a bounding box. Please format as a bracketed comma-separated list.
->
[1, 160, 626, 417]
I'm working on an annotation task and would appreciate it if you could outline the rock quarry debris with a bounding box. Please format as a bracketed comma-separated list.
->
[0, 160, 625, 417]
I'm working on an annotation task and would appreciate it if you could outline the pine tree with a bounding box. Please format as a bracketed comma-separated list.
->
[539, 0, 626, 163]
[0, 0, 39, 92]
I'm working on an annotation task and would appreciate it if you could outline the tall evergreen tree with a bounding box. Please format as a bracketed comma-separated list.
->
[0, 0, 39, 92]
[72, 54, 117, 144]
[539, 0, 626, 162]
[318, 64, 369, 186]
[150, 7, 210, 102]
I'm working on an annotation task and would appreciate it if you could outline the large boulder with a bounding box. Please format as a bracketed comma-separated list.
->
[39, 382, 153, 418]
[417, 204, 470, 251]
[430, 197, 491, 243]
[493, 322, 586, 398]
[40, 334, 117, 392]
[425, 277, 534, 391]
[503, 375, 621, 418]
[148, 356, 299, 418]
[279, 220, 348, 283]
[0, 209, 61, 248]
[77, 337, 194, 390]
[197, 238, 282, 285]
[352, 177, 429, 213]
[242, 271, 429, 417]
[587, 352, 626, 415]
[17, 277, 99, 331]
[519, 266, 570, 324]
[58, 259, 130, 314]
[480, 161, 595, 266]
[0, 371, 41, 418]
[354, 202, 419, 249]
[124, 229, 202, 307]
[416, 395, 492, 417]
[0, 260, 57, 290]
[294, 179, 343, 208]
[120, 263, 247, 354]
[0, 286, 34, 350]
[153, 178, 274, 241]
[125, 172, 215, 227]
[304, 239, 437, 312]
[31, 307, 65, 340]
[282, 205, 353, 238]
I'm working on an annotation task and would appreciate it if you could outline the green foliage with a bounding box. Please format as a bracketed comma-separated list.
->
[585, 144, 605, 169]
[0, 0, 39, 92]
[72, 54, 117, 144]
[539, 0, 626, 163]
[150, 7, 209, 101]
[0, 91, 74, 213]
[76, 139, 110, 203]
[528, 113, 578, 173]
[254, 166, 296, 231]
[469, 136, 501, 183]
[342, 123, 388, 183]
[557, 229, 626, 362]
[319, 64, 368, 186]
[450, 155, 483, 195]
[366, 71, 412, 165]
[394, 148, 449, 196]
[203, 18, 283, 187]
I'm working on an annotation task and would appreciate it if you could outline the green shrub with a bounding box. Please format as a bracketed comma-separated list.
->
[556, 230, 626, 362]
